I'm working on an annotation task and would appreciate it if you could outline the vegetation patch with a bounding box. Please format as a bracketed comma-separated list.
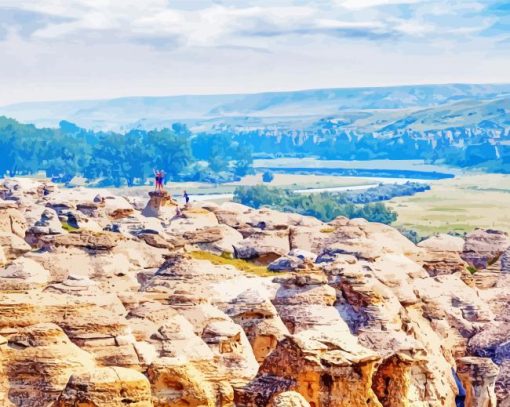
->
[189, 250, 282, 277]
[320, 227, 336, 233]
[61, 221, 79, 232]
[234, 185, 397, 224]
[467, 265, 478, 275]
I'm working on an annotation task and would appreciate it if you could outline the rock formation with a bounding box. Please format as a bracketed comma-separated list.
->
[0, 177, 509, 406]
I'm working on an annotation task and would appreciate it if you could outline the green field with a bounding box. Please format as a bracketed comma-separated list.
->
[388, 174, 510, 236]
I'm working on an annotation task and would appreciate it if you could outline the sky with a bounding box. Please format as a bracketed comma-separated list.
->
[0, 0, 509, 105]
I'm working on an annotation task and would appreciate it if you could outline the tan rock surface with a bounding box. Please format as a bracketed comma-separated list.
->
[0, 180, 508, 407]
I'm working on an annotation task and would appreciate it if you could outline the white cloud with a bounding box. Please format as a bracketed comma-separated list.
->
[0, 0, 507, 105]
[336, 0, 425, 10]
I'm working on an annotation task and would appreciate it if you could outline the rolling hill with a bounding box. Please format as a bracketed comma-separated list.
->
[1, 83, 510, 132]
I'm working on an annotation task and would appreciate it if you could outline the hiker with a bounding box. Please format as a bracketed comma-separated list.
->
[183, 190, 190, 205]
[153, 169, 165, 192]
[160, 170, 166, 189]
[153, 169, 161, 192]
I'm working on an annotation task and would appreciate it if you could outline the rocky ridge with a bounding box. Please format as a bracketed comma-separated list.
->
[0, 178, 509, 406]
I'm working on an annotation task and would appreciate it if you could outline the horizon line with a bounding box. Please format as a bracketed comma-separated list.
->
[2, 81, 510, 109]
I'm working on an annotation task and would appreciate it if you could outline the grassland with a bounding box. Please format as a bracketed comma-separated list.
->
[388, 174, 510, 236]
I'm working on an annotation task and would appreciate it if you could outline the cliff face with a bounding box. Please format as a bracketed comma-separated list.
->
[0, 178, 509, 407]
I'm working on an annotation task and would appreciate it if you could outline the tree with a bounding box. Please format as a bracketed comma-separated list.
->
[262, 170, 274, 183]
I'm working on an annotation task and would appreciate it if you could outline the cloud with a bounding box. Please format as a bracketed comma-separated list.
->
[336, 0, 425, 10]
[0, 0, 507, 105]
[0, 0, 502, 48]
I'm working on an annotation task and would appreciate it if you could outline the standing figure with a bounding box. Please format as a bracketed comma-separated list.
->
[183, 190, 190, 205]
[160, 170, 166, 190]
[153, 169, 163, 192]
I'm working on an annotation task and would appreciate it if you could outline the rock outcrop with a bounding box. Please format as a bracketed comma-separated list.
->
[0, 177, 508, 407]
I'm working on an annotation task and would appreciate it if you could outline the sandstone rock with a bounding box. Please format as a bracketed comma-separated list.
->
[38, 230, 125, 251]
[142, 191, 178, 219]
[288, 248, 317, 261]
[419, 233, 465, 252]
[4, 323, 96, 406]
[234, 229, 290, 264]
[0, 257, 50, 291]
[469, 322, 509, 361]
[462, 229, 510, 270]
[1, 179, 509, 407]
[457, 357, 499, 407]
[269, 391, 310, 407]
[148, 357, 227, 407]
[56, 367, 153, 407]
[268, 255, 304, 272]
[0, 232, 31, 260]
[241, 332, 381, 407]
[167, 207, 219, 234]
[417, 233, 470, 278]
[103, 196, 135, 219]
[0, 207, 26, 237]
[138, 232, 175, 250]
[496, 360, 510, 406]
[225, 289, 289, 364]
[0, 247, 6, 267]
[34, 208, 64, 234]
[184, 224, 243, 256]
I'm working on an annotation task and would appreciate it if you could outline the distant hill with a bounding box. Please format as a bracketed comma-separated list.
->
[1, 83, 510, 131]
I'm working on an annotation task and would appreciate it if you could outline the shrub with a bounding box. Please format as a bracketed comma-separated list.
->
[262, 171, 275, 183]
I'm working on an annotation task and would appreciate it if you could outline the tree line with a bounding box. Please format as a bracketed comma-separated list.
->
[233, 185, 398, 224]
[0, 117, 254, 186]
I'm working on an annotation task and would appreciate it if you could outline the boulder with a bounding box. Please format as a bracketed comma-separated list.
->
[417, 233, 470, 277]
[38, 230, 125, 251]
[0, 232, 31, 260]
[0, 207, 26, 237]
[462, 229, 510, 270]
[183, 225, 243, 256]
[234, 230, 290, 265]
[3, 323, 96, 406]
[269, 391, 310, 407]
[0, 257, 50, 291]
[56, 367, 153, 407]
[268, 255, 304, 272]
[457, 357, 499, 407]
[142, 191, 178, 219]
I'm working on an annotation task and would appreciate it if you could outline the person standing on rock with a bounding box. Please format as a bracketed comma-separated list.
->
[153, 169, 165, 192]
[160, 170, 166, 190]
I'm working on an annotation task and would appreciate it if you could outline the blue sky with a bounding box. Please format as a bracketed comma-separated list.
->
[0, 0, 508, 105]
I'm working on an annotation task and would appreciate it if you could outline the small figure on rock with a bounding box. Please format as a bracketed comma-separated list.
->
[153, 169, 166, 193]
[183, 190, 190, 205]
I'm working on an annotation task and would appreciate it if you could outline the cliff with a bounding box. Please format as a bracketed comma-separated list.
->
[0, 178, 509, 406]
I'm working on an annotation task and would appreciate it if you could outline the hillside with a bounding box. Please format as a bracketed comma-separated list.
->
[1, 83, 510, 131]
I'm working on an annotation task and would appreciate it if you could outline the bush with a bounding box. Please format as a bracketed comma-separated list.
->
[262, 171, 275, 183]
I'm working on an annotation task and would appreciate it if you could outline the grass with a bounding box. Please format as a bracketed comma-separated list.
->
[467, 266, 478, 275]
[61, 221, 79, 232]
[320, 227, 336, 233]
[189, 250, 284, 277]
[388, 174, 510, 236]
